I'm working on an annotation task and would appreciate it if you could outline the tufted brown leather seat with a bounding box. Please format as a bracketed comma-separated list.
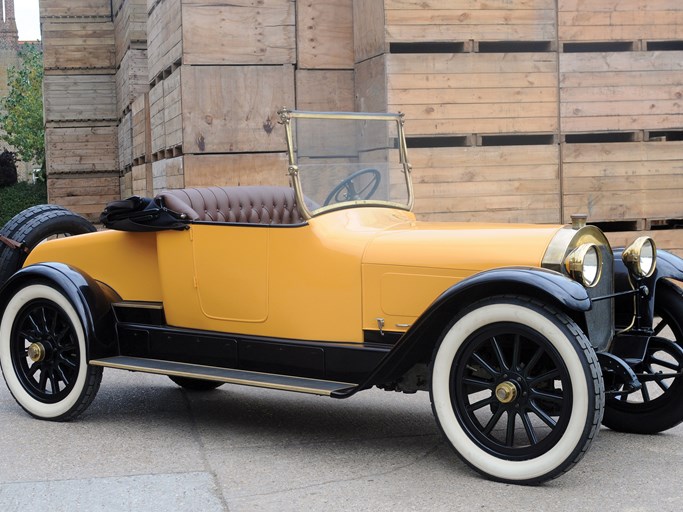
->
[156, 186, 305, 225]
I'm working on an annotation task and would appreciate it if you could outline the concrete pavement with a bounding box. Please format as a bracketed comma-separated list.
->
[1, 369, 681, 511]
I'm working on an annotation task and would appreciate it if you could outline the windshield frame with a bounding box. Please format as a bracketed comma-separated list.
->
[278, 109, 414, 220]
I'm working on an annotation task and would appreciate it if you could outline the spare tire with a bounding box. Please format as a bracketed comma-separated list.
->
[0, 205, 96, 288]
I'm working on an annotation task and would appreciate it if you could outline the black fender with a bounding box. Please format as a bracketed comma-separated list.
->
[0, 262, 120, 360]
[333, 267, 590, 398]
[613, 248, 683, 328]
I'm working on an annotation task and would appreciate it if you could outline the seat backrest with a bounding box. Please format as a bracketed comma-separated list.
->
[157, 186, 305, 225]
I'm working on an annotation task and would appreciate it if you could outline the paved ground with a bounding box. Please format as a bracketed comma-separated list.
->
[0, 369, 681, 512]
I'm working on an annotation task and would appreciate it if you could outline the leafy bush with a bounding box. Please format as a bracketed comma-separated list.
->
[0, 150, 18, 188]
[0, 181, 47, 227]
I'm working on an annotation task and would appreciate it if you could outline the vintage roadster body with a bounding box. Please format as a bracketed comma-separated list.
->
[1, 110, 682, 484]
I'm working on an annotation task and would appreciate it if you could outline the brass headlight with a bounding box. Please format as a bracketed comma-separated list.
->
[565, 243, 602, 287]
[622, 236, 657, 278]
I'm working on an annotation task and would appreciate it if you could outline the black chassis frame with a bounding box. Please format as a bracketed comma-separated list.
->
[1, 251, 682, 398]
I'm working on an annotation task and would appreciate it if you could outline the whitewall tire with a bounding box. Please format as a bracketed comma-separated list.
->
[0, 284, 102, 421]
[430, 296, 604, 484]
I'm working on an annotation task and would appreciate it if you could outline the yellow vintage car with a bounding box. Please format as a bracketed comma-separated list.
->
[1, 110, 682, 484]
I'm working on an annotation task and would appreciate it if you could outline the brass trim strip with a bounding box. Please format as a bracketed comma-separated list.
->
[113, 302, 164, 310]
[89, 357, 355, 396]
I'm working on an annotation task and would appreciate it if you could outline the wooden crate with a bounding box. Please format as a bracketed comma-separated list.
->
[560, 51, 683, 133]
[164, 67, 183, 149]
[48, 173, 121, 221]
[42, 20, 115, 71]
[354, 0, 557, 63]
[358, 53, 558, 135]
[181, 65, 294, 154]
[40, 0, 112, 18]
[182, 0, 295, 66]
[46, 125, 118, 174]
[297, 0, 353, 69]
[118, 111, 133, 170]
[132, 94, 151, 163]
[296, 70, 354, 111]
[114, 0, 148, 66]
[559, 0, 683, 42]
[182, 153, 290, 188]
[147, 0, 182, 82]
[116, 49, 149, 116]
[132, 163, 153, 196]
[148, 0, 295, 82]
[411, 145, 561, 223]
[44, 75, 117, 123]
[562, 140, 683, 223]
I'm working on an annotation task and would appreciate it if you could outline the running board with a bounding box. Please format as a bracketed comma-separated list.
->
[89, 356, 357, 396]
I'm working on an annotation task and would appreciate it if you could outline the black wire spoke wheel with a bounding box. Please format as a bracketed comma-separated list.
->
[323, 168, 381, 206]
[452, 324, 572, 460]
[0, 284, 102, 421]
[430, 296, 603, 484]
[603, 281, 683, 434]
[10, 300, 81, 403]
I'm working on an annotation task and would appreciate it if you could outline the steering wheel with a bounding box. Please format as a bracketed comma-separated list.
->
[323, 168, 382, 206]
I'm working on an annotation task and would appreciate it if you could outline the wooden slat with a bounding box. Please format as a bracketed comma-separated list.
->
[132, 163, 153, 196]
[132, 94, 150, 162]
[120, 169, 133, 198]
[606, 229, 683, 259]
[181, 65, 295, 153]
[164, 67, 183, 149]
[149, 81, 165, 154]
[297, 0, 353, 69]
[44, 75, 117, 122]
[562, 141, 683, 222]
[48, 173, 121, 220]
[182, 0, 295, 66]
[152, 156, 184, 193]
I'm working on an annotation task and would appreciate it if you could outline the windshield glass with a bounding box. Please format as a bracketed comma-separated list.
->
[283, 112, 412, 217]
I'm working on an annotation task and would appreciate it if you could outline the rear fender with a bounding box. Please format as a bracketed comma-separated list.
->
[333, 267, 591, 398]
[0, 263, 120, 360]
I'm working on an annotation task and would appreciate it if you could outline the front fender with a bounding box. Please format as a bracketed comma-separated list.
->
[333, 267, 590, 398]
[613, 249, 683, 328]
[0, 263, 120, 360]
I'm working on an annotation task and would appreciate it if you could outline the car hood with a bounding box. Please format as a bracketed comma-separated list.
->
[362, 218, 564, 272]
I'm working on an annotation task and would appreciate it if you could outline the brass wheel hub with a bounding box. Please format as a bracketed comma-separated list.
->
[27, 342, 46, 363]
[495, 381, 518, 404]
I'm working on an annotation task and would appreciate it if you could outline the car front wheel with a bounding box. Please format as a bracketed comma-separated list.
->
[0, 284, 102, 421]
[430, 296, 604, 484]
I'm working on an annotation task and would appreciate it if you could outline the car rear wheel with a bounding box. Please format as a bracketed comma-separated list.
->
[0, 284, 102, 420]
[168, 375, 224, 391]
[0, 205, 96, 288]
[430, 296, 604, 484]
[602, 281, 683, 434]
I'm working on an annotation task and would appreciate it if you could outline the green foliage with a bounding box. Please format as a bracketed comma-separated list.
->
[0, 149, 18, 187]
[0, 44, 45, 168]
[0, 181, 47, 227]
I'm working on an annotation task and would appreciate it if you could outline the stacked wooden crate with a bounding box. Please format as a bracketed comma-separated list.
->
[113, 0, 149, 197]
[144, 0, 301, 192]
[354, 0, 563, 223]
[559, 0, 683, 227]
[40, 0, 119, 221]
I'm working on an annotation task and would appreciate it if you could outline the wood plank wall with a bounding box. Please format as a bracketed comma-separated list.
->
[41, 0, 120, 220]
[40, 0, 683, 241]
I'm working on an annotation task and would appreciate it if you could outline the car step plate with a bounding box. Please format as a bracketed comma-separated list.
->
[89, 356, 356, 396]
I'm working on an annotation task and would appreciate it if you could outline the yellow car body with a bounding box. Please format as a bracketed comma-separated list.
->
[1, 110, 682, 485]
